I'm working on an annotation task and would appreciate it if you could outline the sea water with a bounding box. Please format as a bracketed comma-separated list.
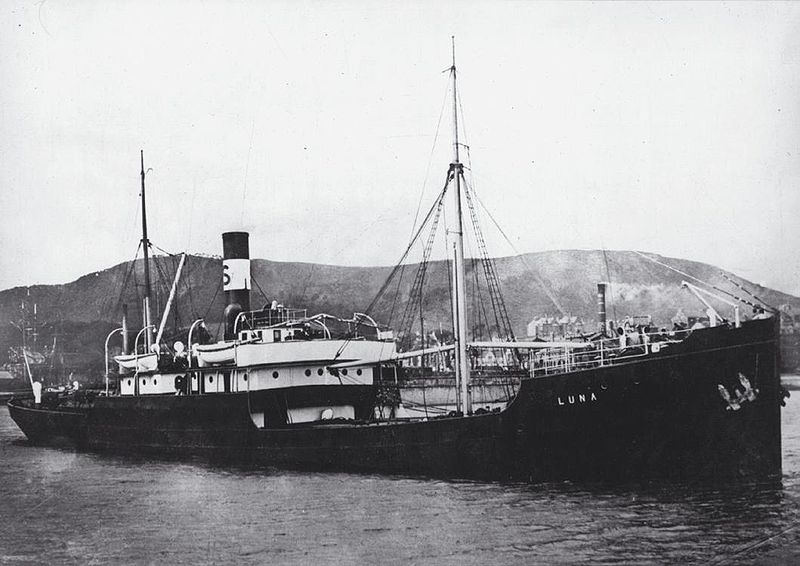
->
[2, 380, 800, 565]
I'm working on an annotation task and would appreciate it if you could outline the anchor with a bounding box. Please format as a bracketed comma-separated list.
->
[717, 373, 758, 411]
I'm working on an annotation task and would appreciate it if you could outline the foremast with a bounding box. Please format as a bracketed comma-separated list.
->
[140, 150, 154, 350]
[449, 38, 471, 415]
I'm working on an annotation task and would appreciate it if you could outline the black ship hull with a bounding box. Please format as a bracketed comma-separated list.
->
[8, 319, 782, 482]
[781, 333, 800, 373]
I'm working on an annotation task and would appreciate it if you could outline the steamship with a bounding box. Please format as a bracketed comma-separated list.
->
[7, 48, 784, 483]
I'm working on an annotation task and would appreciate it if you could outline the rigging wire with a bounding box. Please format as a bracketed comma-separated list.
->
[181, 257, 199, 321]
[418, 275, 430, 420]
[720, 272, 773, 310]
[147, 242, 187, 335]
[462, 179, 514, 341]
[455, 78, 565, 322]
[185, 177, 198, 252]
[149, 248, 172, 316]
[454, 78, 519, 389]
[464, 179, 524, 378]
[464, 210, 495, 339]
[96, 241, 142, 322]
[379, 71, 453, 344]
[106, 241, 142, 320]
[407, 71, 452, 241]
[170, 253, 181, 331]
[298, 262, 317, 306]
[150, 243, 177, 256]
[131, 249, 142, 325]
[240, 118, 257, 226]
[201, 281, 223, 339]
[385, 264, 408, 331]
[332, 178, 452, 362]
[250, 271, 270, 308]
[632, 250, 772, 312]
[601, 248, 618, 323]
[398, 179, 449, 341]
[465, 237, 490, 341]
[469, 186, 567, 317]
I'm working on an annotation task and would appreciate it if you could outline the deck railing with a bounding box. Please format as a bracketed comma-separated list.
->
[241, 308, 309, 329]
[529, 327, 695, 377]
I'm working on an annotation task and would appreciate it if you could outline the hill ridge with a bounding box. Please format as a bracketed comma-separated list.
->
[0, 250, 796, 368]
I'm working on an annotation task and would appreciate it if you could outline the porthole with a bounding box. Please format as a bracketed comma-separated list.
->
[127, 380, 132, 386]
[342, 369, 348, 376]
[209, 376, 214, 383]
[317, 368, 324, 376]
[243, 374, 248, 382]
[272, 371, 279, 379]
[305, 369, 311, 377]
[356, 369, 363, 376]
[142, 379, 147, 386]
[153, 379, 157, 386]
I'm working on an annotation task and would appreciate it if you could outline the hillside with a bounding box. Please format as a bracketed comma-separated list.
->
[1, 250, 797, 369]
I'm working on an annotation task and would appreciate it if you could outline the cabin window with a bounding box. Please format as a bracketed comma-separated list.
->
[317, 368, 324, 376]
[272, 371, 279, 379]
[305, 369, 311, 377]
[356, 369, 363, 376]
[273, 330, 281, 342]
[342, 369, 348, 376]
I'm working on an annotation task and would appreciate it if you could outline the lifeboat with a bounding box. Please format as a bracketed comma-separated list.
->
[114, 352, 158, 372]
[194, 341, 236, 366]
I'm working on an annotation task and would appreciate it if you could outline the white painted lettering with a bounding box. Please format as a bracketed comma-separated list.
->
[558, 392, 599, 406]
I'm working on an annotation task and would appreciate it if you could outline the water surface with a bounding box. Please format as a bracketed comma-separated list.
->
[2, 383, 800, 565]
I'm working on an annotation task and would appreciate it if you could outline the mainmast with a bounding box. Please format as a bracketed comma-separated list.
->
[140, 150, 154, 350]
[450, 38, 471, 415]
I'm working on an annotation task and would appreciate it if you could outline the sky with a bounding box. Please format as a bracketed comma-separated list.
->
[1, 1, 799, 296]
